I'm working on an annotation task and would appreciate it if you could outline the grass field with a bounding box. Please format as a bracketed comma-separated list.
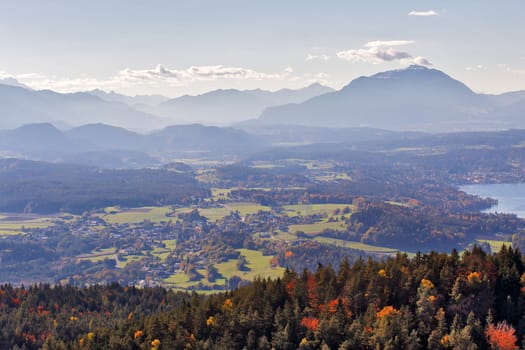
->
[314, 173, 352, 182]
[97, 206, 175, 224]
[117, 254, 145, 268]
[76, 248, 117, 262]
[164, 248, 284, 292]
[211, 188, 234, 200]
[0, 213, 62, 235]
[93, 202, 271, 225]
[271, 231, 298, 242]
[195, 168, 219, 184]
[283, 204, 353, 217]
[151, 239, 177, 261]
[199, 202, 272, 221]
[216, 249, 284, 280]
[289, 221, 346, 236]
[314, 236, 402, 254]
[476, 239, 511, 253]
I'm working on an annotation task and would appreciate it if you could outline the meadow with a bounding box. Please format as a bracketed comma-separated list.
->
[163, 248, 284, 292]
[0, 213, 65, 235]
[96, 206, 175, 224]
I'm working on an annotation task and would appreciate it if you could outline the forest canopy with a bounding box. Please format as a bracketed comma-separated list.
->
[1, 247, 525, 349]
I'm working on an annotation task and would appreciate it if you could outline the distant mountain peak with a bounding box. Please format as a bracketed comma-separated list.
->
[367, 64, 440, 81]
[16, 122, 61, 133]
[406, 64, 430, 70]
[257, 65, 497, 131]
[0, 77, 32, 90]
[155, 83, 334, 124]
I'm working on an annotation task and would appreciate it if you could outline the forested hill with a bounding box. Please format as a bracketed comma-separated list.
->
[1, 247, 525, 349]
[0, 159, 209, 214]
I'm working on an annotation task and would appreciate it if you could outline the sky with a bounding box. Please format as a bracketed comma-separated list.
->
[0, 0, 523, 97]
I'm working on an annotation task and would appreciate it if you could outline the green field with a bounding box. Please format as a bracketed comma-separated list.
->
[314, 173, 352, 182]
[117, 254, 145, 268]
[210, 188, 234, 200]
[195, 168, 219, 184]
[0, 213, 62, 235]
[97, 206, 175, 224]
[151, 239, 177, 261]
[76, 248, 117, 263]
[314, 236, 401, 254]
[302, 161, 335, 170]
[216, 249, 284, 280]
[164, 272, 190, 286]
[283, 203, 353, 217]
[289, 221, 346, 236]
[164, 248, 284, 292]
[199, 202, 272, 221]
[476, 239, 511, 253]
[270, 231, 298, 242]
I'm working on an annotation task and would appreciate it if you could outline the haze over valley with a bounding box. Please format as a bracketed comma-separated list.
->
[1, 65, 525, 133]
[2, 1, 525, 349]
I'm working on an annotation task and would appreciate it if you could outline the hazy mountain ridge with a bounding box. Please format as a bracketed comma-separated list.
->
[0, 77, 32, 90]
[153, 83, 335, 124]
[0, 84, 162, 130]
[256, 65, 524, 131]
[1, 66, 525, 132]
[86, 89, 170, 107]
[482, 90, 525, 107]
[0, 122, 269, 166]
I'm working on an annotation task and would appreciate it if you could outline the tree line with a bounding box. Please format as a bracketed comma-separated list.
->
[1, 246, 525, 349]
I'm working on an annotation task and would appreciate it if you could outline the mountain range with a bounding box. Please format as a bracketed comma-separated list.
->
[0, 66, 524, 132]
[256, 65, 525, 132]
[0, 80, 333, 130]
[152, 83, 334, 124]
[0, 84, 161, 130]
[86, 89, 170, 109]
[0, 122, 268, 167]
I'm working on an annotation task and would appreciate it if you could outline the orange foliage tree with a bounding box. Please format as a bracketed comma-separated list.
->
[485, 322, 518, 350]
[300, 317, 320, 332]
[376, 306, 398, 319]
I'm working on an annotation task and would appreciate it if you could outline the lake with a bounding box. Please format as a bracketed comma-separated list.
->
[460, 183, 525, 218]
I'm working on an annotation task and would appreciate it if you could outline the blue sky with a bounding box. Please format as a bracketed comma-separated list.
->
[0, 0, 523, 96]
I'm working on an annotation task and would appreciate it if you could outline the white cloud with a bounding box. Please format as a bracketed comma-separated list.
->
[5, 64, 296, 93]
[408, 10, 438, 17]
[337, 47, 412, 64]
[412, 56, 433, 66]
[466, 65, 487, 71]
[497, 64, 525, 75]
[302, 72, 331, 87]
[337, 40, 431, 66]
[117, 64, 293, 84]
[364, 40, 414, 48]
[306, 54, 330, 61]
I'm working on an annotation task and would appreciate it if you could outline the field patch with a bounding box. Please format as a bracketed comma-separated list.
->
[289, 221, 346, 236]
[98, 206, 174, 224]
[476, 239, 510, 253]
[117, 254, 145, 268]
[164, 248, 284, 292]
[283, 204, 352, 217]
[216, 248, 284, 281]
[76, 248, 117, 263]
[0, 213, 61, 235]
[210, 188, 233, 201]
[314, 236, 401, 254]
[198, 202, 272, 221]
[151, 240, 177, 261]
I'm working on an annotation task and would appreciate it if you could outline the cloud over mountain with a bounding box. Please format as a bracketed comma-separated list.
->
[117, 65, 295, 85]
[408, 10, 439, 17]
[0, 65, 297, 94]
[337, 40, 431, 66]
